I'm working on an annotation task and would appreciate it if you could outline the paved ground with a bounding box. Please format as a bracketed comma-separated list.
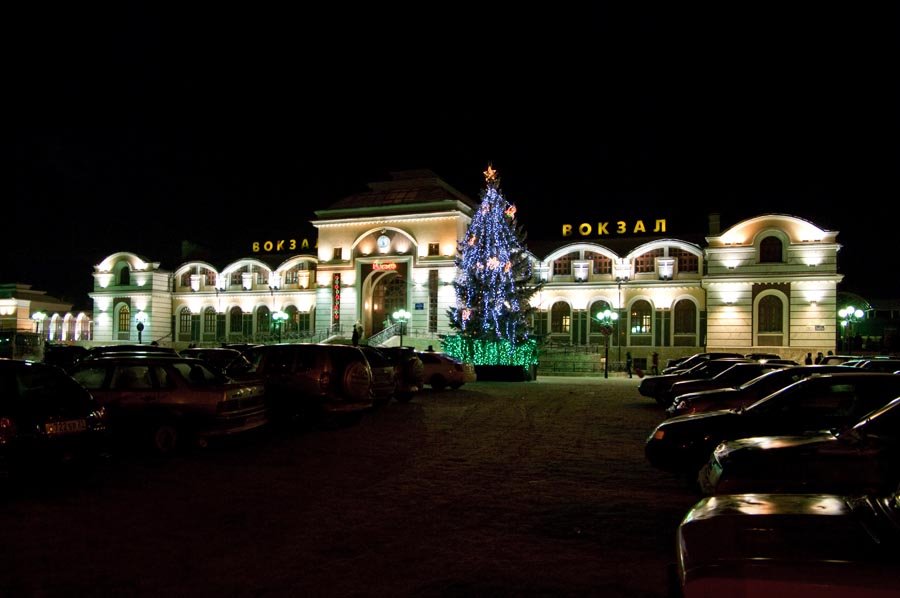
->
[1, 376, 699, 597]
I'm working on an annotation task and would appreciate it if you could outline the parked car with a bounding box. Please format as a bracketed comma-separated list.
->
[856, 358, 900, 372]
[661, 361, 789, 410]
[745, 352, 781, 361]
[415, 350, 477, 390]
[645, 372, 900, 476]
[358, 346, 398, 406]
[675, 486, 900, 598]
[228, 343, 375, 425]
[179, 347, 250, 376]
[82, 344, 179, 361]
[699, 395, 900, 497]
[42, 343, 89, 372]
[665, 364, 858, 418]
[374, 346, 424, 402]
[660, 352, 745, 375]
[639, 358, 751, 405]
[0, 359, 110, 481]
[70, 354, 269, 456]
[819, 354, 856, 365]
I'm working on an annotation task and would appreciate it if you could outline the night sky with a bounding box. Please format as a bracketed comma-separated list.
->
[12, 5, 898, 307]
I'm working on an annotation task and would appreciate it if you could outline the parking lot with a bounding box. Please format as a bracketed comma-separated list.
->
[1, 376, 699, 597]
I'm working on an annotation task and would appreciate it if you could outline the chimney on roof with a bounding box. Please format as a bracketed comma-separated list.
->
[708, 213, 721, 235]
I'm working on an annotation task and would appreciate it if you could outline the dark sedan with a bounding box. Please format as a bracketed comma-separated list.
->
[665, 364, 857, 418]
[676, 488, 900, 598]
[645, 372, 900, 476]
[660, 361, 789, 410]
[639, 358, 751, 405]
[70, 355, 269, 455]
[1, 359, 110, 481]
[699, 394, 900, 496]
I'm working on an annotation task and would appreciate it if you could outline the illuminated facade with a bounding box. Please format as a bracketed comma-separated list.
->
[86, 170, 842, 364]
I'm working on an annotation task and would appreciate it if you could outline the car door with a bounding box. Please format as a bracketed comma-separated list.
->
[105, 362, 162, 424]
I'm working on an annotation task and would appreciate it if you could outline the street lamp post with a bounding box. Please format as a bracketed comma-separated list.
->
[596, 309, 619, 379]
[272, 310, 288, 343]
[393, 308, 411, 346]
[615, 276, 629, 362]
[838, 305, 864, 355]
[135, 311, 148, 344]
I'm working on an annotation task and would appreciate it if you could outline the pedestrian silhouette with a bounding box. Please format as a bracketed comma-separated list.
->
[804, 352, 813, 365]
[626, 351, 633, 378]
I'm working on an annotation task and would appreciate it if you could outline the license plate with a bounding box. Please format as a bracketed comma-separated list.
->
[45, 419, 88, 435]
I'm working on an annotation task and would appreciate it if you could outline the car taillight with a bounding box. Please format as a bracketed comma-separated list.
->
[0, 417, 15, 445]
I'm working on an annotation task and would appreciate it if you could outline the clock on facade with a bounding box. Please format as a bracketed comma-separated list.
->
[377, 234, 390, 251]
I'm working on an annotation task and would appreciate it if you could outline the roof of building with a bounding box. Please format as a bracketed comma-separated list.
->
[313, 169, 478, 219]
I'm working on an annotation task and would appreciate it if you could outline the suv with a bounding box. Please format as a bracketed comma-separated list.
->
[228, 344, 375, 425]
[69, 354, 269, 455]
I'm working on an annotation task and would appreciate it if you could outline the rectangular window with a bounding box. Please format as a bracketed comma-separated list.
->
[333, 247, 343, 261]
[205, 270, 217, 286]
[428, 243, 440, 256]
[428, 270, 438, 333]
[118, 309, 130, 333]
[586, 252, 612, 274]
[231, 271, 243, 286]
[635, 249, 663, 273]
[284, 269, 298, 285]
[671, 248, 699, 273]
[257, 271, 267, 285]
[553, 253, 575, 275]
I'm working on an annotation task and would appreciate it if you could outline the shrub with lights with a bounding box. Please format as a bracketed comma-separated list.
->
[444, 165, 543, 370]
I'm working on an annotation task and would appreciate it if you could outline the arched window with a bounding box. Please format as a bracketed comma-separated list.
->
[180, 271, 192, 288]
[672, 299, 697, 346]
[550, 301, 571, 334]
[203, 307, 217, 334]
[257, 305, 271, 334]
[179, 307, 192, 334]
[756, 294, 784, 346]
[229, 306, 243, 336]
[759, 236, 783, 263]
[589, 300, 614, 333]
[284, 306, 299, 333]
[630, 300, 652, 335]
[117, 305, 130, 334]
[119, 266, 130, 286]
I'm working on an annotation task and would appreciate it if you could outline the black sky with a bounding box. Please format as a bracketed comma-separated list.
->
[12, 5, 899, 306]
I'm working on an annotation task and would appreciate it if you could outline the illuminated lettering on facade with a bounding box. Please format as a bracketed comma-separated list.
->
[561, 219, 667, 237]
[332, 273, 341, 324]
[251, 239, 316, 253]
[372, 262, 398, 271]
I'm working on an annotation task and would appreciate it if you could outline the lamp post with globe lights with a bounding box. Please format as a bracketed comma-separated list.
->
[393, 308, 411, 347]
[838, 305, 864, 355]
[596, 309, 619, 379]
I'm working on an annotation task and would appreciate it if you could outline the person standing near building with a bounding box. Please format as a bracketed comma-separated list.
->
[351, 323, 360, 346]
[651, 352, 659, 375]
[805, 352, 813, 365]
[626, 351, 633, 378]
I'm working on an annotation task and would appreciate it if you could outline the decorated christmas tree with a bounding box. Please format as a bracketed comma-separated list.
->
[444, 165, 542, 369]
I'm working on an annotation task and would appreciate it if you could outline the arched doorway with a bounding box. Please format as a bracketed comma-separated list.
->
[367, 272, 409, 334]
